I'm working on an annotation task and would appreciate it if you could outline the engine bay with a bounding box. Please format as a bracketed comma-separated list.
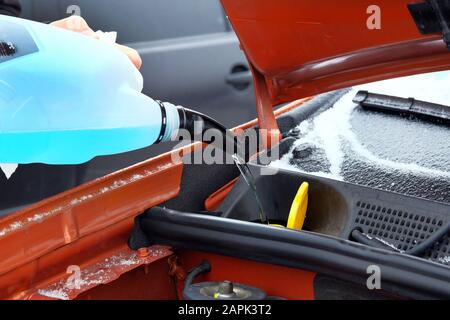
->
[130, 73, 450, 299]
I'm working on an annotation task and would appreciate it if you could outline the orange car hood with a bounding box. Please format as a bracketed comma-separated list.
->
[221, 0, 450, 106]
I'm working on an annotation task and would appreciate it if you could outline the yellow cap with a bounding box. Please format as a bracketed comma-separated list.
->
[286, 182, 309, 231]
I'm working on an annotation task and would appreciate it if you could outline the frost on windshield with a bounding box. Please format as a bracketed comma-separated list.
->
[272, 71, 450, 204]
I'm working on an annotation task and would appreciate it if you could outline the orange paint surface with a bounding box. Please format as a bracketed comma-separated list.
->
[204, 178, 238, 212]
[221, 0, 450, 105]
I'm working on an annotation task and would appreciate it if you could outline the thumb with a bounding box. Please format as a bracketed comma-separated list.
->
[50, 16, 92, 33]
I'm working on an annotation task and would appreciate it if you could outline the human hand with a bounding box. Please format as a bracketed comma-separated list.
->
[50, 16, 142, 69]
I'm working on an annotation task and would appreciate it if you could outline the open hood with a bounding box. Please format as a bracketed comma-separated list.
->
[221, 0, 450, 136]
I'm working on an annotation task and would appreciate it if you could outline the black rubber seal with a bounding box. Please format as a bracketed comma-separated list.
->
[131, 207, 450, 299]
[155, 100, 167, 144]
[177, 107, 187, 132]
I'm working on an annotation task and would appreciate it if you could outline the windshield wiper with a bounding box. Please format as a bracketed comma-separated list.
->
[353, 90, 450, 124]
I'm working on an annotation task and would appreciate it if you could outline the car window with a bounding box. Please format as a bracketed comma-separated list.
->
[19, 0, 229, 43]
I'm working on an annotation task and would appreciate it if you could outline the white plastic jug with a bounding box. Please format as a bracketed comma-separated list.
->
[0, 15, 181, 164]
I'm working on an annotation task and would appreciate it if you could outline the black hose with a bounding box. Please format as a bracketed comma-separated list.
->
[351, 221, 450, 256]
[351, 229, 401, 252]
[407, 222, 450, 256]
[177, 107, 244, 159]
[183, 260, 211, 299]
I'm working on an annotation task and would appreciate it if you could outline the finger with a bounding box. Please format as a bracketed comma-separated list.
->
[51, 17, 100, 41]
[115, 44, 143, 70]
[51, 17, 142, 70]
[50, 16, 92, 33]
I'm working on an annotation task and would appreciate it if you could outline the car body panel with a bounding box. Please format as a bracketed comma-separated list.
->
[221, 0, 450, 105]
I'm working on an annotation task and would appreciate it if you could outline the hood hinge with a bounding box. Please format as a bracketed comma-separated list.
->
[249, 64, 281, 149]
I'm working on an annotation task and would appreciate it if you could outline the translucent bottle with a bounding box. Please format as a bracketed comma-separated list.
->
[0, 15, 180, 164]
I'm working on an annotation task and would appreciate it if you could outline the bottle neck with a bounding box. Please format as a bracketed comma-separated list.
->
[156, 102, 240, 158]
[155, 101, 180, 143]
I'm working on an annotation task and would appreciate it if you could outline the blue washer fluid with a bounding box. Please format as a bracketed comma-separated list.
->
[0, 15, 180, 164]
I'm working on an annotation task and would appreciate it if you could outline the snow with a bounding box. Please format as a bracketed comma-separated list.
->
[375, 237, 403, 252]
[438, 256, 450, 264]
[37, 289, 69, 300]
[355, 71, 450, 105]
[271, 71, 450, 182]
[35, 249, 167, 300]
[0, 163, 174, 238]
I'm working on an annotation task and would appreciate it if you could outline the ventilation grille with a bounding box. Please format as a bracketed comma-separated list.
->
[354, 201, 450, 265]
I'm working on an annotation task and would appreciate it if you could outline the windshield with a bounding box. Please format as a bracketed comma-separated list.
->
[272, 71, 450, 204]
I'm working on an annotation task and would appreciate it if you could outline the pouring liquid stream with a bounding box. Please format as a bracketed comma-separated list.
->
[232, 154, 269, 225]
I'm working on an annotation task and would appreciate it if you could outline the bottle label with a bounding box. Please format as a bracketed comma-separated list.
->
[0, 20, 39, 64]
